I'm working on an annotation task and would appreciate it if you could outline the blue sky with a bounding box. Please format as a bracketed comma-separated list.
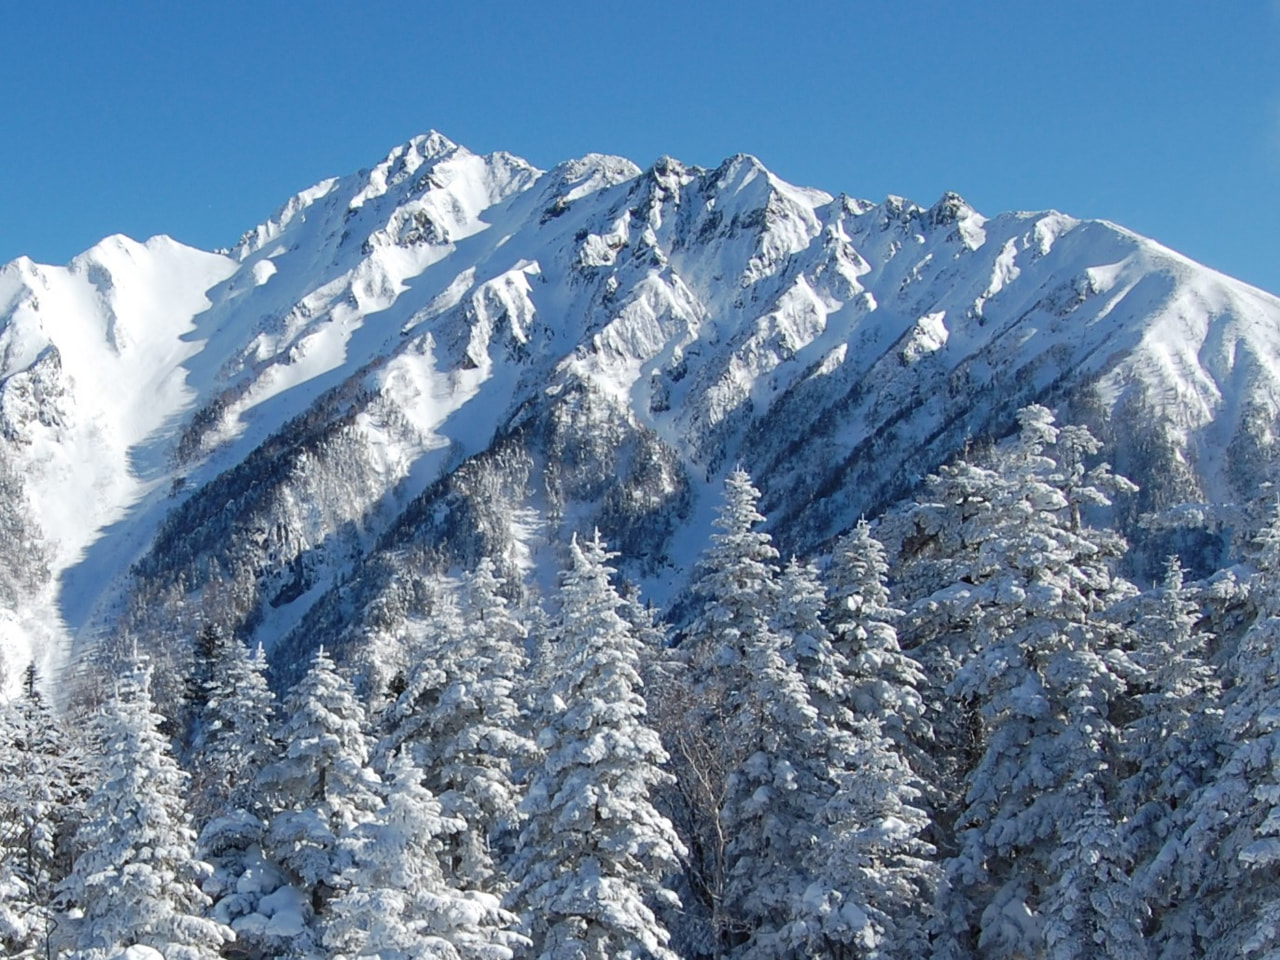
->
[3, 1, 1278, 294]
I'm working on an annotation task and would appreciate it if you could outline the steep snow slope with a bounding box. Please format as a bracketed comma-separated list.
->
[3, 131, 1279, 688]
[0, 236, 235, 560]
[0, 237, 234, 682]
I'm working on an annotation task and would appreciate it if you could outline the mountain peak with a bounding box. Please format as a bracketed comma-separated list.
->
[648, 155, 698, 190]
[5, 132, 1280, 698]
[406, 129, 460, 160]
[546, 153, 640, 203]
[926, 191, 976, 227]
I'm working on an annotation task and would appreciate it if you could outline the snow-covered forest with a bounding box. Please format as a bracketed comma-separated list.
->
[2, 404, 1276, 960]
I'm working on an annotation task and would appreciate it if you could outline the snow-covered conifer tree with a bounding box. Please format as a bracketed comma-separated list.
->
[0, 664, 84, 957]
[379, 577, 464, 752]
[675, 470, 846, 957]
[923, 407, 1138, 959]
[1173, 511, 1280, 959]
[183, 622, 232, 742]
[774, 553, 938, 958]
[191, 635, 276, 822]
[880, 449, 1018, 823]
[324, 750, 526, 960]
[250, 646, 380, 955]
[193, 637, 282, 955]
[619, 580, 678, 702]
[511, 531, 685, 960]
[1117, 556, 1221, 950]
[58, 660, 232, 960]
[1040, 790, 1146, 960]
[717, 590, 830, 956]
[824, 519, 930, 764]
[776, 557, 847, 721]
[381, 558, 535, 892]
[802, 713, 939, 959]
[685, 469, 782, 677]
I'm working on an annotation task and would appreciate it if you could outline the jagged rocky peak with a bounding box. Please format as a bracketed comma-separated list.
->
[551, 153, 641, 196]
[373, 129, 463, 177]
[877, 193, 927, 227]
[537, 153, 640, 223]
[231, 175, 344, 260]
[348, 130, 470, 211]
[402, 128, 461, 162]
[648, 154, 697, 192]
[824, 193, 877, 219]
[927, 190, 976, 227]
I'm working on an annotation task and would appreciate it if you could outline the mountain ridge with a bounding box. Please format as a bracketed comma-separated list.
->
[1, 130, 1279, 688]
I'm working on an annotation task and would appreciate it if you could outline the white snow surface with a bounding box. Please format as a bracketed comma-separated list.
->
[0, 235, 235, 558]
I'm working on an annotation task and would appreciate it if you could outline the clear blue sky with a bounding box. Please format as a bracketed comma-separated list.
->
[3, 1, 1278, 295]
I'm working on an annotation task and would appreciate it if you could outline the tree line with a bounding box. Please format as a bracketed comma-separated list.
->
[2, 404, 1277, 959]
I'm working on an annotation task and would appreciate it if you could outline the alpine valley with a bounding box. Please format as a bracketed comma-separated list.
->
[6, 132, 1280, 960]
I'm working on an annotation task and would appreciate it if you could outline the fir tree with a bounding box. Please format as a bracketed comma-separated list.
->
[824, 519, 930, 766]
[685, 469, 783, 678]
[57, 660, 232, 960]
[918, 407, 1138, 959]
[183, 622, 233, 752]
[193, 637, 281, 954]
[1118, 556, 1222, 952]
[1175, 511, 1280, 959]
[1041, 789, 1146, 960]
[677, 470, 848, 958]
[511, 531, 685, 960]
[252, 646, 381, 955]
[0, 664, 85, 957]
[191, 635, 277, 822]
[776, 556, 846, 721]
[324, 750, 526, 960]
[379, 578, 464, 754]
[381, 558, 535, 893]
[801, 714, 939, 959]
[769, 553, 939, 957]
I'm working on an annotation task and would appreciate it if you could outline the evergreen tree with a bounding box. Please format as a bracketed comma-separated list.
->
[382, 558, 536, 892]
[511, 531, 685, 960]
[883, 449, 1023, 830]
[182, 622, 234, 753]
[1174, 511, 1280, 959]
[619, 580, 678, 704]
[775, 556, 938, 958]
[685, 469, 783, 678]
[676, 470, 846, 957]
[1118, 556, 1222, 952]
[914, 407, 1138, 959]
[191, 635, 277, 822]
[1041, 790, 1146, 960]
[824, 520, 930, 766]
[251, 646, 381, 956]
[716, 571, 830, 957]
[523, 597, 558, 713]
[675, 468, 788, 955]
[193, 637, 281, 955]
[324, 750, 526, 960]
[57, 660, 232, 960]
[801, 714, 938, 959]
[776, 557, 846, 722]
[379, 578, 464, 752]
[0, 664, 85, 957]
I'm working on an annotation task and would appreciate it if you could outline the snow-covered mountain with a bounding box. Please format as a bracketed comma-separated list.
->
[3, 130, 1279, 687]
